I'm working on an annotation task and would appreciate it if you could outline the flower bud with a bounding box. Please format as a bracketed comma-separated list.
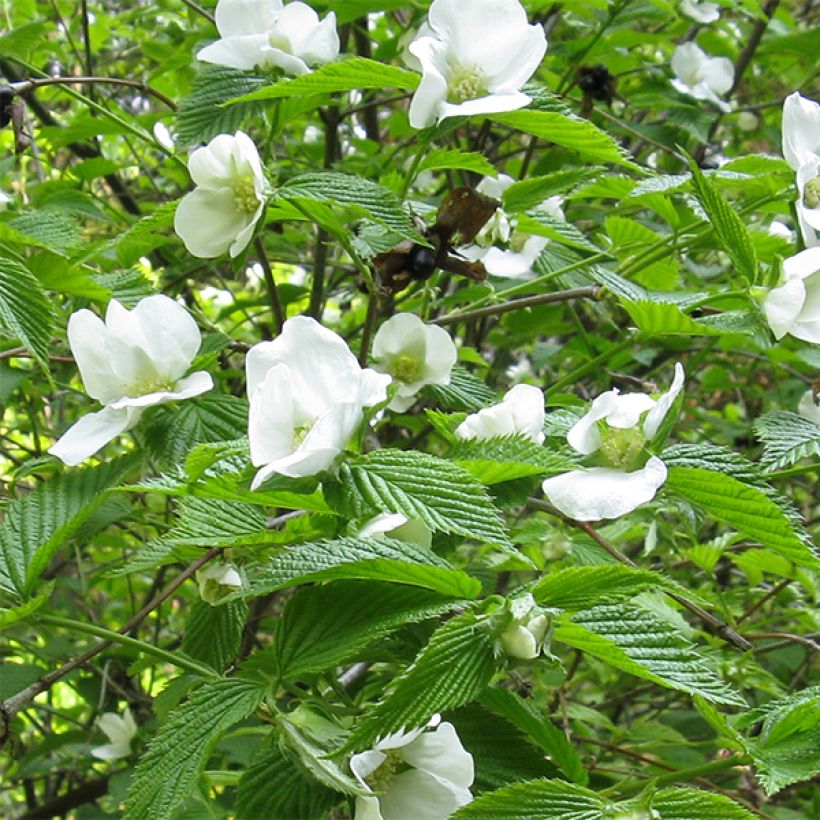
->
[196, 562, 243, 605]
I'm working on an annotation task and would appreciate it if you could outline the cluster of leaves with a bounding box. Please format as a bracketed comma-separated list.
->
[0, 1, 818, 819]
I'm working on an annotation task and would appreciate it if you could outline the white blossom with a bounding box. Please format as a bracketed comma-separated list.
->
[404, 0, 547, 129]
[797, 389, 820, 425]
[197, 0, 339, 76]
[497, 594, 550, 660]
[49, 296, 213, 466]
[357, 512, 433, 549]
[680, 0, 720, 23]
[247, 317, 390, 488]
[174, 131, 268, 259]
[782, 92, 820, 247]
[91, 708, 137, 760]
[350, 715, 474, 820]
[371, 314, 457, 412]
[456, 384, 545, 444]
[762, 247, 820, 344]
[0, 191, 12, 212]
[670, 42, 734, 113]
[196, 562, 243, 604]
[542, 364, 685, 521]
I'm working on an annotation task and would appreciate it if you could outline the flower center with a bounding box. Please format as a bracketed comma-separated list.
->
[595, 425, 647, 470]
[128, 376, 175, 397]
[392, 354, 422, 384]
[448, 64, 488, 103]
[365, 752, 400, 793]
[804, 175, 820, 209]
[293, 423, 312, 447]
[509, 230, 529, 253]
[233, 175, 260, 214]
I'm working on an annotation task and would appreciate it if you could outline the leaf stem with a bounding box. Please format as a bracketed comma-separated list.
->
[613, 754, 752, 798]
[254, 236, 286, 335]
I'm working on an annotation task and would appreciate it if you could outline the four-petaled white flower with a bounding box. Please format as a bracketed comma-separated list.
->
[797, 389, 820, 425]
[358, 512, 433, 549]
[541, 364, 685, 521]
[174, 131, 268, 259]
[197, 0, 339, 76]
[497, 593, 550, 660]
[782, 92, 820, 247]
[458, 174, 564, 279]
[350, 715, 474, 820]
[762, 247, 820, 344]
[247, 316, 390, 488]
[680, 0, 720, 23]
[371, 314, 457, 412]
[91, 708, 138, 760]
[404, 0, 547, 129]
[49, 296, 213, 466]
[196, 562, 243, 605]
[456, 384, 545, 444]
[670, 42, 734, 113]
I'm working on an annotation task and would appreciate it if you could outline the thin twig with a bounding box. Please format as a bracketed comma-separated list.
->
[737, 579, 792, 625]
[254, 237, 286, 334]
[11, 76, 176, 111]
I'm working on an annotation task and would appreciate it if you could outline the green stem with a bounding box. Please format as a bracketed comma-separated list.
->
[768, 463, 820, 480]
[545, 336, 634, 397]
[38, 614, 219, 679]
[613, 754, 752, 798]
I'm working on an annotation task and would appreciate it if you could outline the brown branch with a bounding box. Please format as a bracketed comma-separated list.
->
[12, 76, 176, 111]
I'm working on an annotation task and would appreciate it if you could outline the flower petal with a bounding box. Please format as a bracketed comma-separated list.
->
[541, 457, 668, 521]
[400, 721, 474, 790]
[436, 90, 532, 124]
[66, 308, 125, 404]
[643, 362, 685, 440]
[175, 187, 253, 258]
[350, 749, 387, 785]
[248, 363, 296, 468]
[197, 34, 272, 70]
[797, 390, 820, 425]
[377, 768, 472, 820]
[108, 371, 214, 410]
[214, 0, 282, 38]
[763, 275, 806, 339]
[782, 92, 820, 172]
[407, 37, 449, 129]
[49, 406, 138, 466]
[131, 294, 202, 380]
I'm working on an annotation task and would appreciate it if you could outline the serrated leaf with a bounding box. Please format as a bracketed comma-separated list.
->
[453, 778, 609, 819]
[0, 582, 54, 631]
[479, 688, 587, 785]
[326, 450, 512, 548]
[665, 467, 818, 569]
[343, 610, 497, 752]
[175, 66, 267, 148]
[0, 456, 137, 601]
[164, 497, 268, 547]
[503, 169, 603, 213]
[244, 536, 481, 599]
[9, 210, 83, 252]
[685, 155, 757, 283]
[0, 256, 57, 374]
[490, 110, 637, 169]
[448, 435, 574, 484]
[272, 581, 461, 678]
[651, 787, 756, 819]
[621, 300, 725, 337]
[228, 56, 419, 104]
[181, 600, 248, 672]
[417, 148, 497, 177]
[754, 411, 820, 470]
[425, 365, 496, 412]
[277, 172, 421, 242]
[124, 678, 265, 820]
[532, 565, 680, 611]
[555, 604, 745, 706]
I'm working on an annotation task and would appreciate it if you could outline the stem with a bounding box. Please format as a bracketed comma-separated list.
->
[434, 286, 601, 327]
[15, 76, 176, 111]
[614, 754, 752, 798]
[545, 336, 634, 397]
[37, 614, 219, 679]
[767, 463, 820, 480]
[254, 236, 286, 334]
[359, 292, 380, 367]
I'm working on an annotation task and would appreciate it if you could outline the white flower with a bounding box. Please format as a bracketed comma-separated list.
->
[670, 42, 734, 113]
[358, 512, 433, 549]
[0, 191, 12, 212]
[49, 296, 213, 466]
[350, 715, 474, 820]
[782, 93, 820, 247]
[762, 247, 820, 344]
[174, 131, 268, 259]
[497, 594, 550, 660]
[197, 0, 339, 75]
[405, 0, 547, 129]
[680, 0, 720, 23]
[196, 562, 243, 604]
[797, 389, 820, 425]
[458, 175, 564, 279]
[542, 364, 685, 521]
[456, 384, 545, 444]
[247, 317, 390, 488]
[91, 708, 137, 760]
[371, 314, 457, 412]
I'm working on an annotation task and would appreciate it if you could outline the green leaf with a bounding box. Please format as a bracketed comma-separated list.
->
[162, 497, 268, 548]
[8, 210, 83, 253]
[235, 741, 337, 820]
[175, 65, 267, 148]
[343, 610, 497, 752]
[425, 365, 496, 412]
[502, 169, 603, 213]
[0, 583, 54, 631]
[621, 300, 725, 337]
[272, 581, 461, 678]
[490, 110, 637, 169]
[453, 778, 610, 819]
[651, 787, 756, 819]
[0, 256, 57, 374]
[326, 449, 512, 548]
[532, 565, 680, 611]
[124, 678, 266, 820]
[417, 148, 498, 177]
[754, 411, 820, 470]
[0, 456, 137, 601]
[479, 688, 587, 785]
[277, 172, 422, 242]
[448, 435, 574, 484]
[685, 155, 758, 283]
[227, 57, 419, 104]
[555, 604, 745, 706]
[244, 536, 481, 599]
[181, 600, 248, 673]
[665, 467, 818, 569]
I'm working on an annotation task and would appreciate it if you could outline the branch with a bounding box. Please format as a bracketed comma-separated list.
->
[254, 237, 286, 335]
[10, 76, 176, 111]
